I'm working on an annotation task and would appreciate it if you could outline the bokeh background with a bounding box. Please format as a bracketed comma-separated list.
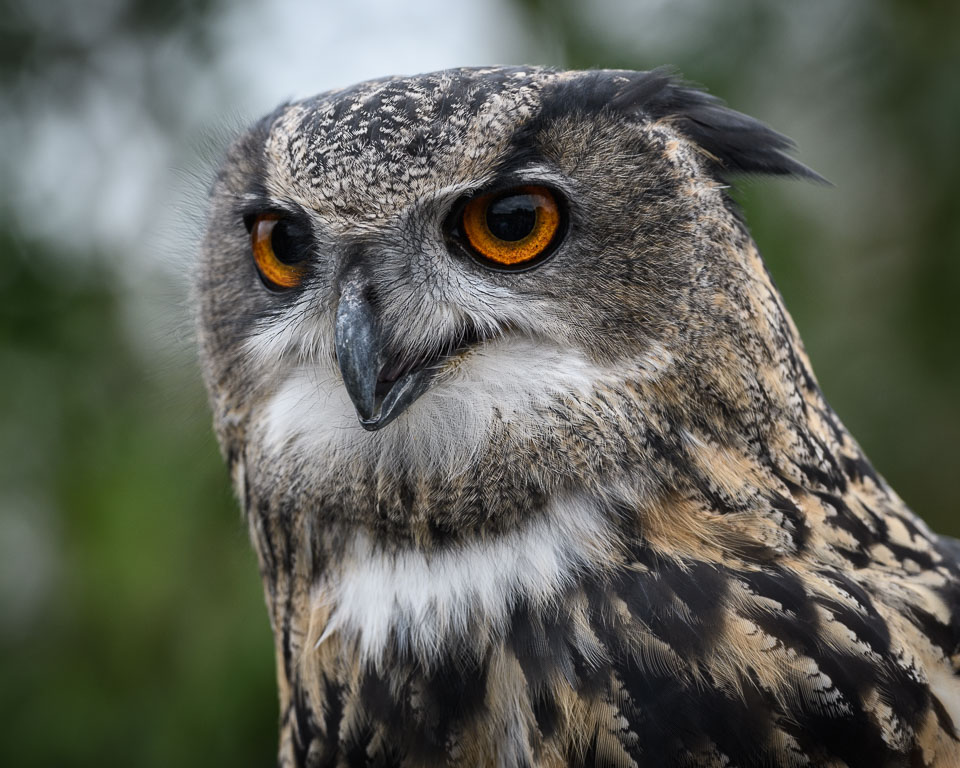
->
[1, 0, 957, 764]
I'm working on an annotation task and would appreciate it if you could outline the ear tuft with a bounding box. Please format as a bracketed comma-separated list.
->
[610, 68, 826, 183]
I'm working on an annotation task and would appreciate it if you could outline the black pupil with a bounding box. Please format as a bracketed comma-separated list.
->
[486, 194, 537, 242]
[270, 219, 309, 265]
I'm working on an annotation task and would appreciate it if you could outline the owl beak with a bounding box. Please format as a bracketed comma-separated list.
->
[334, 279, 432, 431]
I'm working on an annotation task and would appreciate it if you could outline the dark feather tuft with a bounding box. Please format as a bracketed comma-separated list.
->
[609, 68, 826, 183]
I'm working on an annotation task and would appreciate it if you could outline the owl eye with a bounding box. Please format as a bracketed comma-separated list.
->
[250, 213, 310, 291]
[459, 185, 564, 270]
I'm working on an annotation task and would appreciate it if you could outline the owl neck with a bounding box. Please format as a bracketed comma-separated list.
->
[240, 300, 905, 661]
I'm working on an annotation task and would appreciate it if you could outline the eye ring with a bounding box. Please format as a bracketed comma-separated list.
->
[250, 213, 308, 291]
[457, 185, 565, 271]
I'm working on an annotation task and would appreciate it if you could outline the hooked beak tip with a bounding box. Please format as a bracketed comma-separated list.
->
[333, 278, 433, 430]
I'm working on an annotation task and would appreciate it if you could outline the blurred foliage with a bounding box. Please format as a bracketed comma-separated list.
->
[0, 0, 957, 765]
[1, 2, 276, 765]
[0, 233, 276, 765]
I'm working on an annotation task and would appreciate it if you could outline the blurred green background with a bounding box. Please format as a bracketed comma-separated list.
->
[1, 0, 957, 765]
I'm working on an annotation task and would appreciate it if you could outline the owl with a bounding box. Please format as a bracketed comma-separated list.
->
[195, 67, 960, 767]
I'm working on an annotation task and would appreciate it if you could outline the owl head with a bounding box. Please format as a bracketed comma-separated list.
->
[196, 67, 820, 536]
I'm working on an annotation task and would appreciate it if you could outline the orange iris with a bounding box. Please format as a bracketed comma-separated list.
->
[461, 185, 561, 267]
[251, 214, 306, 290]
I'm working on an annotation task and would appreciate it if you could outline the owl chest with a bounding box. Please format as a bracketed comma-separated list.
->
[252, 513, 960, 768]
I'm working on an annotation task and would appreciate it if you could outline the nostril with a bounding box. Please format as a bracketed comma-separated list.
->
[361, 284, 379, 308]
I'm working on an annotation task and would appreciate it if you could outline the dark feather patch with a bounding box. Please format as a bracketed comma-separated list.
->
[533, 67, 824, 184]
[609, 68, 826, 183]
